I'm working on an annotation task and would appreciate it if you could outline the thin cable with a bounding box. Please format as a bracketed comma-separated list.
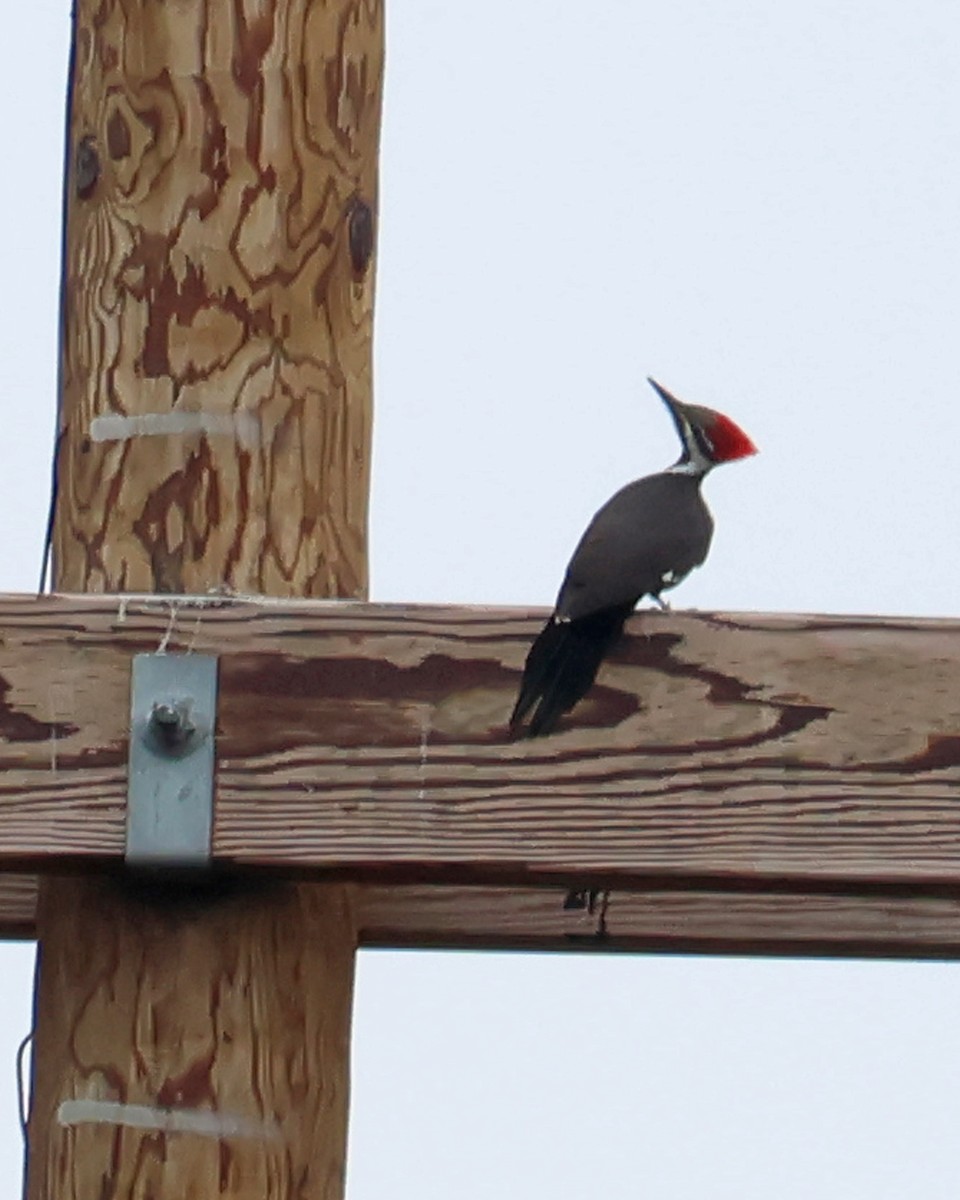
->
[16, 1028, 33, 1200]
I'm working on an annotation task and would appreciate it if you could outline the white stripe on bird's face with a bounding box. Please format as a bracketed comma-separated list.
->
[665, 412, 714, 476]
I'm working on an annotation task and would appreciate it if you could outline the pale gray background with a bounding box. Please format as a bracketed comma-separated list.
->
[3, 2, 960, 1196]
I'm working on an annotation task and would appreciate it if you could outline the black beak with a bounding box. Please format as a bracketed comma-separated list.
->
[646, 376, 688, 442]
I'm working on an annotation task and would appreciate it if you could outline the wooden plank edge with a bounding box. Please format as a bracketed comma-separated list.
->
[358, 886, 960, 959]
[3, 876, 960, 958]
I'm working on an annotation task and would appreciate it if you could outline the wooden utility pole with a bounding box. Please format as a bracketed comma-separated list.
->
[28, 1, 383, 1197]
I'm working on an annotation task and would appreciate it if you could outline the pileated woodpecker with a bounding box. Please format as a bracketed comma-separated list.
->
[510, 378, 758, 737]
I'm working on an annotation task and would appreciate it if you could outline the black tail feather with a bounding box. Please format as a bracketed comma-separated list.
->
[509, 606, 632, 737]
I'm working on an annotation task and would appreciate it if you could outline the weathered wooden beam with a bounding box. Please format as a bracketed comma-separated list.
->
[2, 595, 960, 893]
[360, 885, 960, 959]
[6, 876, 960, 959]
[0, 877, 37, 936]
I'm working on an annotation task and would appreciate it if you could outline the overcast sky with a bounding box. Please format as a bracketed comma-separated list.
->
[3, 2, 960, 1196]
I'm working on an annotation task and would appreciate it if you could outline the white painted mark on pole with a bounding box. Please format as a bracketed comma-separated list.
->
[90, 411, 259, 449]
[57, 1099, 281, 1140]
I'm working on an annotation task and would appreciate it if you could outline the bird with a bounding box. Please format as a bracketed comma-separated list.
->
[509, 377, 758, 737]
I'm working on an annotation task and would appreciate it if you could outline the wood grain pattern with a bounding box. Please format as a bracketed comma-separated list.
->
[1, 595, 960, 890]
[32, 0, 381, 1194]
[0, 876, 37, 935]
[360, 885, 960, 959]
[29, 879, 356, 1199]
[56, 0, 382, 597]
[6, 877, 960, 958]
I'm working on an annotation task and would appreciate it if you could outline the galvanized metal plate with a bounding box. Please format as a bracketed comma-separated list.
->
[127, 654, 218, 867]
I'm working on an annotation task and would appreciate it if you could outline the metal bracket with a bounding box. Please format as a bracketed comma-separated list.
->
[126, 654, 218, 868]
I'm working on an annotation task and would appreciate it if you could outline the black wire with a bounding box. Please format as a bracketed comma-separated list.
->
[16, 1029, 33, 1200]
[40, 0, 79, 595]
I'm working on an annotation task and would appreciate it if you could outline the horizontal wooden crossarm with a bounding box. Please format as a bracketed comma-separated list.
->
[2, 877, 960, 958]
[0, 593, 959, 953]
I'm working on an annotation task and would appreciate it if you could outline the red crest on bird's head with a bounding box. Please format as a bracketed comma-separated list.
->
[695, 408, 758, 462]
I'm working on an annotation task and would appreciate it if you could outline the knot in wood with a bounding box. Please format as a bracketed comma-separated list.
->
[348, 197, 375, 275]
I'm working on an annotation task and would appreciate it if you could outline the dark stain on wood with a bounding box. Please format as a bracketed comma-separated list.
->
[156, 1052, 216, 1108]
[347, 197, 374, 275]
[131, 441, 225, 593]
[551, 629, 834, 750]
[74, 135, 99, 197]
[220, 652, 486, 748]
[106, 109, 130, 160]
[216, 626, 835, 755]
[0, 676, 78, 743]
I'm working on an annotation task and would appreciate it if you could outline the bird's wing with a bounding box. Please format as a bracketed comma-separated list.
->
[555, 474, 713, 622]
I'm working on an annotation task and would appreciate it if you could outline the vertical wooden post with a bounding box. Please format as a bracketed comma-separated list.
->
[27, 1, 383, 1197]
